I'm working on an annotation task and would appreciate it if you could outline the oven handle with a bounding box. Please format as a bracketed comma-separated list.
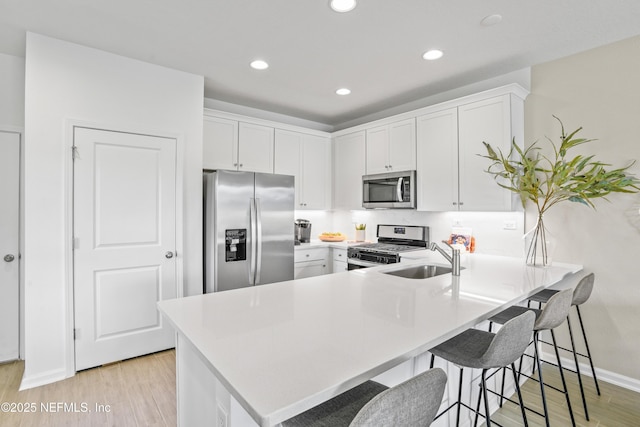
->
[396, 177, 404, 202]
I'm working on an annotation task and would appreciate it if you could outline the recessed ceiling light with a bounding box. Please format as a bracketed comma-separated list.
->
[330, 0, 357, 13]
[422, 49, 444, 61]
[336, 88, 351, 96]
[481, 14, 503, 26]
[250, 60, 269, 70]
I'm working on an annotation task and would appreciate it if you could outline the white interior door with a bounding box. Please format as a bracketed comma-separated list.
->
[73, 127, 177, 371]
[0, 130, 20, 363]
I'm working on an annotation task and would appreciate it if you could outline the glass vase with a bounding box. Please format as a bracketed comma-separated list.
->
[524, 215, 556, 266]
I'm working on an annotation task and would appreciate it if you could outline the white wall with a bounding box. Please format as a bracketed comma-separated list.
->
[0, 53, 25, 128]
[526, 35, 640, 384]
[22, 33, 203, 389]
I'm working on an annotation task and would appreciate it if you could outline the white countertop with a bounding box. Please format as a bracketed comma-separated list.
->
[158, 255, 582, 426]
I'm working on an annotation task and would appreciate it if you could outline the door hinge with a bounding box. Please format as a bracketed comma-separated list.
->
[72, 145, 79, 160]
[73, 328, 77, 340]
[73, 237, 79, 249]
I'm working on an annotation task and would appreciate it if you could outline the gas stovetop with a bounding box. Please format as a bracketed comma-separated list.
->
[349, 242, 426, 254]
[347, 225, 430, 265]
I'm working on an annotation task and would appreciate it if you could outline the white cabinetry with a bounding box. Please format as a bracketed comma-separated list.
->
[416, 108, 458, 212]
[365, 118, 416, 175]
[203, 116, 238, 171]
[294, 247, 329, 279]
[275, 129, 331, 210]
[203, 116, 274, 173]
[331, 248, 348, 273]
[417, 92, 524, 211]
[333, 131, 366, 210]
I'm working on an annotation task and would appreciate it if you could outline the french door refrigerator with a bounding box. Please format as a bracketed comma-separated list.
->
[204, 170, 295, 293]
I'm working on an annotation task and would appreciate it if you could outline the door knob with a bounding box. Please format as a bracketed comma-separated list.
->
[165, 251, 174, 259]
[4, 254, 15, 262]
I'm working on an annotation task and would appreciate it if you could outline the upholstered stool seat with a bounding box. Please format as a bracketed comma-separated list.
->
[281, 367, 447, 427]
[429, 310, 535, 426]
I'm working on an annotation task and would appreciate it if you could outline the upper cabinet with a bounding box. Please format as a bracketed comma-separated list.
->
[333, 131, 366, 210]
[365, 118, 416, 175]
[275, 129, 331, 210]
[203, 115, 274, 173]
[417, 91, 525, 211]
[416, 108, 458, 212]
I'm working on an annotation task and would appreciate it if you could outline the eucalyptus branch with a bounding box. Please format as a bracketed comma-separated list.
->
[480, 117, 639, 218]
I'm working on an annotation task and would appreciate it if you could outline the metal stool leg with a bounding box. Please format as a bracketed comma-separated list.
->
[566, 315, 589, 420]
[550, 330, 576, 427]
[511, 362, 529, 427]
[481, 369, 491, 427]
[533, 332, 551, 427]
[576, 305, 601, 395]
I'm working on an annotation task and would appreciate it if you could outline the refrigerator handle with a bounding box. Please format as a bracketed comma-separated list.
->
[249, 198, 257, 286]
[255, 198, 263, 285]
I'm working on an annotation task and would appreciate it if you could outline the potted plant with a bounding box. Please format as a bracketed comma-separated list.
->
[481, 116, 639, 266]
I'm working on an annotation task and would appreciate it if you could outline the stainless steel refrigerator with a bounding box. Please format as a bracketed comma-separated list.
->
[203, 170, 295, 293]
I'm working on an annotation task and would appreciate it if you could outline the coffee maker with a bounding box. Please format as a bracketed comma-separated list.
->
[294, 219, 312, 244]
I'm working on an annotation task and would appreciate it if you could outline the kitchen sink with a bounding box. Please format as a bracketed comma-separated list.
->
[382, 264, 460, 279]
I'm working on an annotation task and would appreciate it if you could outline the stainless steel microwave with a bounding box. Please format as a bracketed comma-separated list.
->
[362, 170, 416, 209]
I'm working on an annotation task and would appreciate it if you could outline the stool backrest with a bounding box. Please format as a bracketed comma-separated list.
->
[350, 367, 447, 427]
[572, 273, 595, 306]
[482, 310, 535, 369]
[534, 288, 573, 330]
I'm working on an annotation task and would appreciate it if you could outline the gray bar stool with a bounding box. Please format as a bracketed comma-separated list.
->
[527, 272, 600, 421]
[429, 310, 535, 427]
[281, 367, 447, 427]
[488, 288, 575, 427]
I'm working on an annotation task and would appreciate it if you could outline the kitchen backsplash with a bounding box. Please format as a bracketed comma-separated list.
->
[291, 210, 523, 258]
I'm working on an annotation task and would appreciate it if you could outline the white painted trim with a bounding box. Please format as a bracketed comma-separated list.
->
[541, 349, 640, 393]
[19, 367, 68, 391]
[204, 108, 332, 138]
[63, 118, 186, 378]
[331, 83, 530, 138]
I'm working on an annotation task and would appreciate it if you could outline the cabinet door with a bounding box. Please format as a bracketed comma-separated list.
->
[333, 131, 366, 210]
[416, 108, 458, 211]
[365, 125, 389, 174]
[203, 116, 238, 170]
[294, 260, 327, 279]
[274, 129, 302, 207]
[301, 135, 330, 209]
[238, 122, 274, 173]
[458, 95, 512, 211]
[388, 118, 416, 172]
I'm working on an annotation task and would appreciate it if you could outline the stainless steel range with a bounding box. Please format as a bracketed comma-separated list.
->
[347, 225, 429, 270]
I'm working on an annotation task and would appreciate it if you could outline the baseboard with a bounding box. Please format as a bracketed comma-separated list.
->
[540, 349, 640, 394]
[19, 368, 69, 391]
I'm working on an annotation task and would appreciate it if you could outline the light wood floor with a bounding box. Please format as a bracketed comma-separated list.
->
[1, 350, 639, 426]
[0, 350, 176, 427]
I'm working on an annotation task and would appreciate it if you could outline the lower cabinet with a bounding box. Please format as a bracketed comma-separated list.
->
[294, 247, 329, 279]
[332, 248, 348, 273]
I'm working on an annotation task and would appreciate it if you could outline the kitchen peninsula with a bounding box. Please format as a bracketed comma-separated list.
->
[158, 254, 581, 427]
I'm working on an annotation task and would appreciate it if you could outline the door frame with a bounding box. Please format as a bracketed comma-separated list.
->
[63, 119, 185, 378]
[0, 125, 24, 360]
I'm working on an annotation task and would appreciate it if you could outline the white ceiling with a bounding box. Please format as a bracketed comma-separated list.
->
[2, 0, 640, 130]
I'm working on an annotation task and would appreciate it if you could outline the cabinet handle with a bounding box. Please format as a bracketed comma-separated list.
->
[452, 202, 457, 206]
[239, 163, 243, 168]
[459, 202, 464, 206]
[233, 163, 238, 167]
[305, 254, 310, 257]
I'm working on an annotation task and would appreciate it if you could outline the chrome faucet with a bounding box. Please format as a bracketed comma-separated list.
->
[429, 240, 461, 276]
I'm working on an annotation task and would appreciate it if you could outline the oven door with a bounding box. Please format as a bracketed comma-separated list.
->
[347, 258, 383, 270]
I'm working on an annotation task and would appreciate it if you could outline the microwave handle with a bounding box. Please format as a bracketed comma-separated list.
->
[396, 177, 404, 202]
